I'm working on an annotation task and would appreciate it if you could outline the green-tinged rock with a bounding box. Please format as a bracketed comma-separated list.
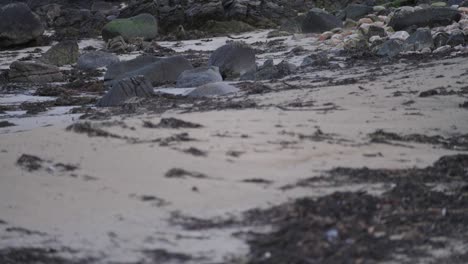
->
[102, 13, 158, 42]
[40, 40, 79, 66]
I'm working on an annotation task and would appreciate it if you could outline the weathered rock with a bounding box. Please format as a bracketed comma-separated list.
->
[377, 39, 403, 58]
[404, 28, 434, 51]
[208, 42, 256, 78]
[447, 30, 466, 46]
[302, 8, 343, 33]
[77, 51, 119, 70]
[256, 59, 297, 80]
[203, 20, 255, 34]
[389, 7, 462, 31]
[40, 40, 79, 66]
[185, 1, 224, 27]
[390, 31, 410, 41]
[366, 25, 387, 38]
[339, 4, 374, 21]
[186, 82, 239, 98]
[105, 56, 193, 86]
[91, 1, 119, 16]
[106, 36, 128, 53]
[434, 32, 450, 48]
[9, 61, 63, 83]
[96, 76, 154, 107]
[102, 13, 158, 42]
[433, 45, 452, 53]
[47, 7, 107, 39]
[105, 56, 160, 80]
[176, 66, 223, 88]
[0, 3, 44, 48]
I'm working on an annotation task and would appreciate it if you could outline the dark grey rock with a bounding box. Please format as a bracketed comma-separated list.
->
[185, 1, 224, 27]
[186, 82, 239, 98]
[97, 76, 154, 107]
[377, 39, 403, 58]
[0, 3, 44, 48]
[366, 25, 387, 38]
[105, 55, 160, 80]
[105, 56, 193, 86]
[434, 32, 450, 48]
[77, 51, 120, 70]
[9, 61, 63, 83]
[339, 4, 374, 21]
[176, 66, 223, 88]
[388, 7, 461, 31]
[208, 42, 256, 79]
[102, 13, 158, 42]
[39, 40, 79, 66]
[301, 8, 342, 33]
[256, 59, 297, 80]
[447, 31, 466, 46]
[403, 28, 434, 51]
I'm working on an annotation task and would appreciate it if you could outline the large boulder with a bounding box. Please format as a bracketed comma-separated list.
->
[97, 76, 154, 107]
[105, 55, 161, 80]
[256, 59, 297, 80]
[389, 7, 462, 31]
[9, 61, 64, 83]
[0, 3, 44, 48]
[403, 28, 434, 51]
[104, 56, 193, 86]
[301, 8, 342, 33]
[77, 51, 120, 70]
[208, 42, 256, 79]
[176, 66, 223, 88]
[185, 1, 225, 27]
[186, 82, 240, 98]
[39, 40, 79, 66]
[339, 4, 374, 21]
[376, 39, 403, 58]
[102, 13, 158, 42]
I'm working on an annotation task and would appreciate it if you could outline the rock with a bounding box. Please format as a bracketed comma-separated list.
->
[105, 56, 193, 86]
[389, 7, 462, 31]
[432, 2, 447, 7]
[186, 82, 239, 98]
[91, 1, 119, 16]
[96, 76, 154, 107]
[256, 60, 297, 80]
[203, 20, 255, 35]
[46, 7, 107, 39]
[102, 13, 158, 42]
[267, 30, 292, 38]
[447, 30, 466, 46]
[344, 34, 369, 50]
[366, 25, 387, 38]
[377, 39, 403, 58]
[0, 3, 44, 48]
[433, 45, 452, 53]
[39, 40, 79, 66]
[301, 8, 343, 33]
[208, 42, 256, 79]
[77, 51, 120, 70]
[9, 61, 63, 83]
[373, 6, 386, 12]
[390, 31, 410, 41]
[301, 52, 329, 67]
[185, 0, 224, 27]
[339, 4, 374, 21]
[176, 66, 223, 88]
[106, 36, 128, 53]
[404, 28, 434, 51]
[105, 55, 160, 80]
[434, 32, 450, 47]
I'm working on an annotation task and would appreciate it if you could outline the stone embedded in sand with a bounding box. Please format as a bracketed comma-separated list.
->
[176, 66, 223, 88]
[208, 42, 256, 79]
[105, 56, 193, 86]
[301, 8, 342, 33]
[39, 40, 79, 66]
[9, 61, 64, 83]
[377, 39, 403, 58]
[97, 76, 154, 107]
[0, 3, 44, 48]
[256, 60, 297, 80]
[102, 13, 158, 42]
[186, 82, 239, 98]
[77, 51, 120, 70]
[389, 7, 461, 31]
[447, 30, 466, 46]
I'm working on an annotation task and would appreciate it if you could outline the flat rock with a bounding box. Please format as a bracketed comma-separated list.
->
[102, 13, 158, 42]
[186, 82, 240, 98]
[97, 76, 154, 107]
[208, 42, 256, 79]
[39, 40, 79, 66]
[9, 61, 64, 83]
[0, 3, 44, 48]
[389, 7, 461, 31]
[176, 66, 223, 88]
[77, 51, 120, 70]
[404, 28, 434, 51]
[301, 8, 342, 33]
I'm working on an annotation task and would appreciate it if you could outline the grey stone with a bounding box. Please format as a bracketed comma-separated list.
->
[367, 25, 387, 38]
[404, 28, 434, 51]
[176, 66, 223, 88]
[447, 31, 466, 46]
[377, 39, 403, 58]
[186, 82, 240, 98]
[105, 56, 193, 86]
[208, 42, 256, 79]
[256, 60, 297, 80]
[389, 7, 461, 31]
[77, 51, 120, 70]
[9, 61, 64, 83]
[301, 8, 342, 33]
[0, 3, 44, 48]
[434, 32, 450, 48]
[339, 4, 374, 21]
[40, 40, 79, 66]
[105, 55, 160, 80]
[97, 76, 154, 107]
